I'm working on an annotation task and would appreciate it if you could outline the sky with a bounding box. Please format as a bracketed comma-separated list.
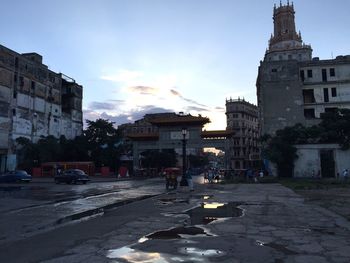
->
[1, 0, 349, 130]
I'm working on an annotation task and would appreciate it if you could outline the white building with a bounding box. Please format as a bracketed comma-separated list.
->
[0, 45, 83, 172]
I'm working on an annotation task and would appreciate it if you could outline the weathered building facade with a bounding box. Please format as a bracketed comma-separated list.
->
[226, 98, 259, 169]
[0, 44, 83, 171]
[256, 2, 350, 136]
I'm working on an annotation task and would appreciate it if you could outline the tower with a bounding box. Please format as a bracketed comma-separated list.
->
[264, 1, 312, 62]
[257, 2, 311, 135]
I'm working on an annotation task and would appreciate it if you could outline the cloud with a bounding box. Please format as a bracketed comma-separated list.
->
[215, 106, 225, 112]
[170, 88, 208, 108]
[128, 85, 157, 95]
[89, 101, 119, 111]
[83, 105, 173, 128]
[186, 106, 209, 112]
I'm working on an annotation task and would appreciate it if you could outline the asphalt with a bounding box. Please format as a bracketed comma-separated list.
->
[2, 179, 350, 263]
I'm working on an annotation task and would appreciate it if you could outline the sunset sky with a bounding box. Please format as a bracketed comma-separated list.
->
[1, 0, 349, 130]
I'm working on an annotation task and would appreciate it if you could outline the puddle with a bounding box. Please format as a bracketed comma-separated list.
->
[191, 194, 213, 200]
[146, 226, 211, 240]
[107, 246, 168, 262]
[180, 247, 224, 257]
[186, 202, 243, 225]
[256, 241, 297, 255]
[107, 245, 224, 263]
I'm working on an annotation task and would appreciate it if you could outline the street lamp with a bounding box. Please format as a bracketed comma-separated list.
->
[180, 128, 187, 185]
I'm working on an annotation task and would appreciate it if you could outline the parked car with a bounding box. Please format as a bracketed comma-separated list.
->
[0, 170, 32, 183]
[54, 169, 90, 184]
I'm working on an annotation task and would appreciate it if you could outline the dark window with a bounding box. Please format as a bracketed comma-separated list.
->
[307, 69, 313, 78]
[304, 108, 315, 119]
[324, 88, 329, 102]
[303, 89, 315, 103]
[322, 69, 327, 82]
[331, 87, 337, 97]
[15, 57, 18, 68]
[19, 76, 24, 87]
[271, 68, 277, 73]
[12, 109, 16, 116]
[330, 68, 335, 77]
[31, 81, 35, 90]
[300, 70, 305, 81]
[13, 91, 17, 99]
[14, 74, 17, 83]
[288, 55, 292, 59]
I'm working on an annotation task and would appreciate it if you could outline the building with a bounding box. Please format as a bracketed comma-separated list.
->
[119, 112, 233, 171]
[226, 98, 259, 169]
[0, 44, 83, 172]
[256, 2, 350, 136]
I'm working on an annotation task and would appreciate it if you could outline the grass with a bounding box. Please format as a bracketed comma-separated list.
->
[279, 178, 350, 190]
[221, 176, 350, 190]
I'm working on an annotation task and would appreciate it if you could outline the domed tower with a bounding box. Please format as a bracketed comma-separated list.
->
[264, 1, 312, 62]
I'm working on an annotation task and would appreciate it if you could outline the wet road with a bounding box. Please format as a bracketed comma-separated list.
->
[0, 177, 167, 244]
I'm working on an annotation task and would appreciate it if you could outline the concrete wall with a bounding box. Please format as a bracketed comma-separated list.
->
[257, 59, 305, 135]
[294, 144, 350, 178]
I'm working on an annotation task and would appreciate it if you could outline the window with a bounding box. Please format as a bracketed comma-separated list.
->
[12, 109, 16, 116]
[323, 88, 329, 102]
[19, 76, 24, 87]
[13, 91, 17, 99]
[330, 68, 335, 77]
[307, 69, 313, 78]
[300, 70, 305, 81]
[31, 81, 35, 90]
[304, 108, 315, 119]
[288, 54, 292, 60]
[303, 89, 315, 103]
[322, 69, 327, 82]
[271, 68, 277, 73]
[331, 87, 337, 97]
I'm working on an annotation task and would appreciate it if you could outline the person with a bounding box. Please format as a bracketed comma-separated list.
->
[208, 168, 214, 183]
[259, 170, 264, 178]
[342, 169, 349, 180]
[185, 169, 194, 191]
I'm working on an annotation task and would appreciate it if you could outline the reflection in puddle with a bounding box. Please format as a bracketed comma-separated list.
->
[187, 202, 243, 225]
[256, 240, 297, 255]
[107, 247, 168, 263]
[203, 202, 224, 209]
[146, 226, 211, 240]
[181, 247, 224, 257]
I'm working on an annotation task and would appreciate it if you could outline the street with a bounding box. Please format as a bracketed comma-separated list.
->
[1, 177, 350, 263]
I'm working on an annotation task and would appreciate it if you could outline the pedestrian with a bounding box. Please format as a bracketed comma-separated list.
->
[342, 169, 349, 180]
[259, 170, 264, 178]
[185, 169, 194, 191]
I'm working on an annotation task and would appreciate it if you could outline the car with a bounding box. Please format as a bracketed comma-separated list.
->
[54, 169, 90, 184]
[0, 170, 32, 183]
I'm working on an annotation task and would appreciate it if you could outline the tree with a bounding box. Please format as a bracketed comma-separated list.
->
[84, 119, 122, 170]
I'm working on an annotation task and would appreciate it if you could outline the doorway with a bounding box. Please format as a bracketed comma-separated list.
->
[320, 149, 335, 177]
